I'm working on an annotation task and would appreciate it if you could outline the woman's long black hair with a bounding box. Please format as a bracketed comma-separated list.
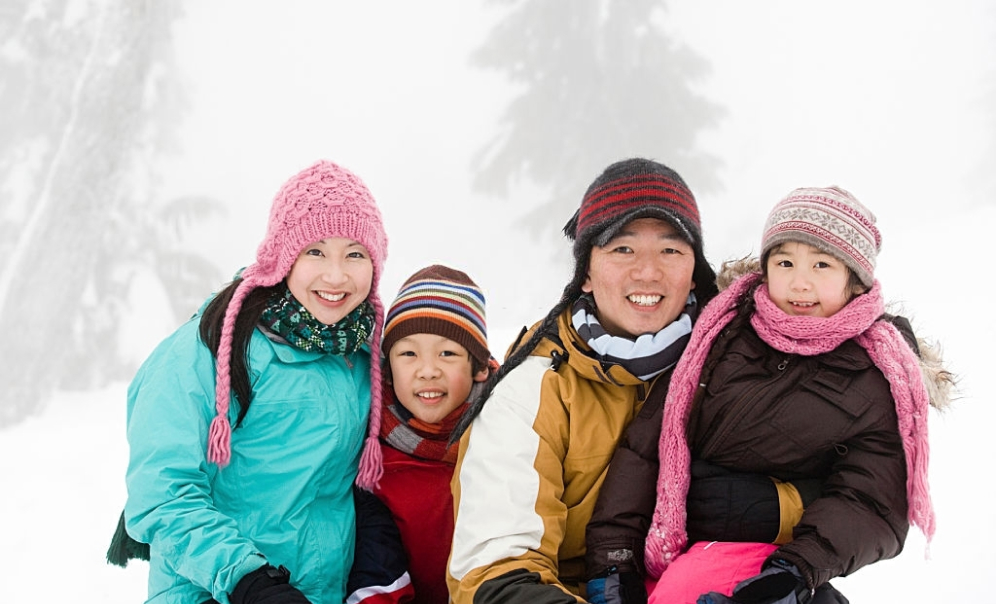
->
[198, 279, 283, 428]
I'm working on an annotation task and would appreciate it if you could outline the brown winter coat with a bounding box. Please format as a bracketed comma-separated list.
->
[586, 312, 914, 588]
[686, 313, 911, 586]
[586, 260, 954, 590]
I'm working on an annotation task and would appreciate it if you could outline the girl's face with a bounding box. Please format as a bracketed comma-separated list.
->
[765, 241, 857, 318]
[287, 238, 373, 326]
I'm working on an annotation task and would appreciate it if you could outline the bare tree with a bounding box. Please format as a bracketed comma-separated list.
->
[0, 0, 222, 425]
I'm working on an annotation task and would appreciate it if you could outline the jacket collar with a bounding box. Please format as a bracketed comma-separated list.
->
[530, 310, 648, 387]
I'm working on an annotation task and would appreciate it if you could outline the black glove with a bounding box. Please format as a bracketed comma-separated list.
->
[605, 570, 648, 604]
[587, 567, 647, 604]
[229, 564, 313, 604]
[686, 461, 824, 544]
[686, 460, 780, 543]
[697, 559, 811, 604]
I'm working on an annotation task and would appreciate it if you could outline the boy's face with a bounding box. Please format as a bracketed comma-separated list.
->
[765, 240, 855, 318]
[387, 333, 489, 425]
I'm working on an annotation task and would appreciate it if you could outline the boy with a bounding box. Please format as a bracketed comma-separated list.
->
[348, 265, 497, 604]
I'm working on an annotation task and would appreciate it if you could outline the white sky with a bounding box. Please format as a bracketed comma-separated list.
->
[3, 1, 993, 602]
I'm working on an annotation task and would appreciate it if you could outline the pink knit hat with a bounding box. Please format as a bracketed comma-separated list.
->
[207, 159, 389, 490]
[761, 186, 881, 287]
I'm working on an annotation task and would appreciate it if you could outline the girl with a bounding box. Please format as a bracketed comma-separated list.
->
[587, 186, 952, 604]
[122, 160, 389, 604]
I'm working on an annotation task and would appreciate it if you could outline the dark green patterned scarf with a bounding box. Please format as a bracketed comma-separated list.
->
[260, 284, 374, 354]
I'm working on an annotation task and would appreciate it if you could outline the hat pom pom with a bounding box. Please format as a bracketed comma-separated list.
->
[355, 435, 383, 491]
[207, 414, 232, 467]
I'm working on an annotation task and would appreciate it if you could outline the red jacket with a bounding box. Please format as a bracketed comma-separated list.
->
[374, 445, 456, 604]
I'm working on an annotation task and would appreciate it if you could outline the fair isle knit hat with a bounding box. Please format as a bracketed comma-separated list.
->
[761, 185, 881, 287]
[563, 157, 718, 305]
[208, 159, 390, 490]
[382, 265, 489, 369]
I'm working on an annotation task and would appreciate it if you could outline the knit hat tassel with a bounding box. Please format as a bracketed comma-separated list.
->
[356, 435, 384, 490]
[207, 414, 232, 467]
[355, 293, 386, 491]
[207, 278, 254, 467]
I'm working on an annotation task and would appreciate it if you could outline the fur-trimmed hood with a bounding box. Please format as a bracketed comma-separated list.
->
[716, 257, 955, 411]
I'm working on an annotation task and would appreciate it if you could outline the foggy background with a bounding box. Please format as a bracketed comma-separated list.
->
[1, 1, 993, 601]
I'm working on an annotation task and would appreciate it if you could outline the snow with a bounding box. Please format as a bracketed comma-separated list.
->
[3, 1, 994, 602]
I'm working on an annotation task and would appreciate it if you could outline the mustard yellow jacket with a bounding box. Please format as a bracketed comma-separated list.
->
[447, 309, 666, 604]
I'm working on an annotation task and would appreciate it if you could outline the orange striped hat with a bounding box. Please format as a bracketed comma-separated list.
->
[382, 265, 489, 368]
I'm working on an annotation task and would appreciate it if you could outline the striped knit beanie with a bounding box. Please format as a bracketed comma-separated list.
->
[761, 185, 881, 287]
[382, 265, 489, 369]
[563, 158, 717, 305]
[208, 159, 389, 490]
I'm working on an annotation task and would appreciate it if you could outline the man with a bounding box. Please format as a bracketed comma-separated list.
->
[446, 158, 718, 604]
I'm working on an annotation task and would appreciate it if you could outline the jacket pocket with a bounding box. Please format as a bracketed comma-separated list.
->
[801, 367, 872, 419]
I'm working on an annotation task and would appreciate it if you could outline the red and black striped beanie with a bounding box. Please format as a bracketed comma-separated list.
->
[563, 158, 717, 304]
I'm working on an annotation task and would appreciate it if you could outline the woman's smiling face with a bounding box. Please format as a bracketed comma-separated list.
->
[286, 238, 373, 325]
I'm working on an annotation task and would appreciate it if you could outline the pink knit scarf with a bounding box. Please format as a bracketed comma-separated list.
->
[644, 272, 935, 577]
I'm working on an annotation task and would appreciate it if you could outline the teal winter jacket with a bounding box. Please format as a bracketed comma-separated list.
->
[124, 315, 372, 604]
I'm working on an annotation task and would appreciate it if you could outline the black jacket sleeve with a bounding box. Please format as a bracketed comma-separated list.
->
[347, 487, 415, 604]
[584, 376, 668, 578]
[475, 569, 581, 604]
